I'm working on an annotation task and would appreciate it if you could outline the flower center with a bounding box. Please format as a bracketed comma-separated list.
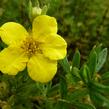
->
[21, 37, 42, 57]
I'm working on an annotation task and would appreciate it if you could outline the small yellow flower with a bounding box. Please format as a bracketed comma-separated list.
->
[0, 15, 67, 83]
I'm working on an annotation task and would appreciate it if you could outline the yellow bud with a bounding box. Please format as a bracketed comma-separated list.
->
[32, 7, 42, 18]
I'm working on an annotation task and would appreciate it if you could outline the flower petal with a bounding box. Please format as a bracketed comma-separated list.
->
[32, 15, 57, 39]
[27, 54, 57, 83]
[40, 34, 67, 60]
[0, 46, 28, 75]
[0, 22, 28, 45]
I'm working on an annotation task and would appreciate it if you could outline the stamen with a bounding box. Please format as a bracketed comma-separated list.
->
[21, 37, 42, 57]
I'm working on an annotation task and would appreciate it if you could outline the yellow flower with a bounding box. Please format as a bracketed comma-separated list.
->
[0, 15, 67, 83]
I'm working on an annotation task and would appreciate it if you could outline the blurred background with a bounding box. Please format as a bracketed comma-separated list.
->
[0, 0, 109, 71]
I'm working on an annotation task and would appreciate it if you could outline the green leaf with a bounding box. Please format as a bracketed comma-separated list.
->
[101, 71, 109, 80]
[72, 49, 80, 68]
[47, 84, 59, 97]
[71, 67, 80, 78]
[90, 81, 109, 93]
[54, 101, 70, 109]
[66, 67, 81, 84]
[45, 100, 54, 109]
[93, 44, 102, 55]
[41, 5, 48, 15]
[96, 48, 108, 72]
[88, 50, 97, 77]
[67, 88, 88, 101]
[59, 57, 70, 73]
[34, 0, 40, 7]
[60, 76, 67, 98]
[28, 0, 32, 21]
[79, 65, 90, 84]
[57, 99, 95, 109]
[73, 102, 96, 109]
[90, 91, 109, 108]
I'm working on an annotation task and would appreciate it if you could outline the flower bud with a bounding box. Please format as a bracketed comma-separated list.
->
[32, 7, 42, 18]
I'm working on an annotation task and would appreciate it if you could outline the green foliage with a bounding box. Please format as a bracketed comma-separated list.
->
[48, 0, 109, 68]
[1, 0, 109, 109]
[59, 44, 109, 109]
[72, 49, 80, 68]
